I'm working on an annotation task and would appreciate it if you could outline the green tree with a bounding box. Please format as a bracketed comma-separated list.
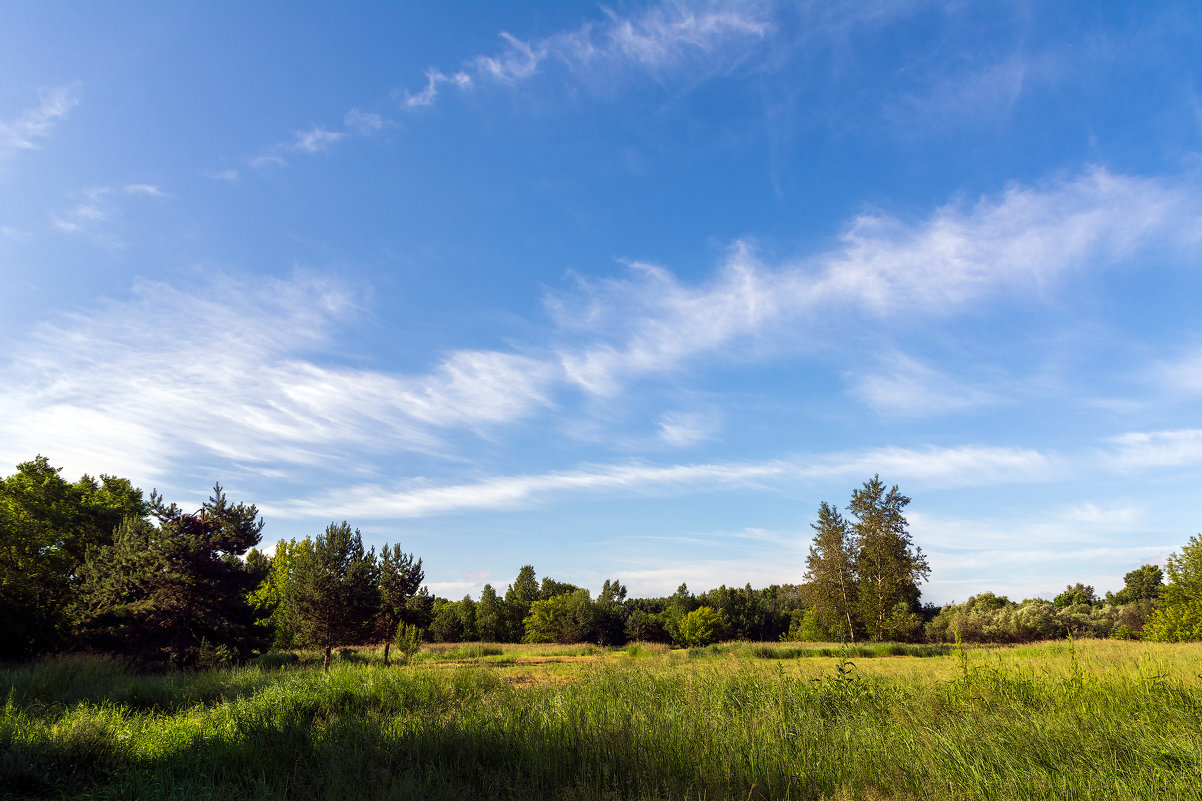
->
[1143, 535, 1202, 642]
[675, 606, 724, 647]
[662, 582, 697, 644]
[475, 583, 506, 643]
[1053, 583, 1098, 608]
[848, 476, 929, 641]
[1108, 564, 1164, 605]
[0, 456, 145, 657]
[595, 578, 628, 645]
[504, 565, 539, 642]
[247, 538, 312, 648]
[804, 501, 859, 643]
[431, 598, 471, 642]
[378, 543, 424, 664]
[286, 522, 380, 670]
[75, 484, 263, 668]
[523, 589, 598, 644]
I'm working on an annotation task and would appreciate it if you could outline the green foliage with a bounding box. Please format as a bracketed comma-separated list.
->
[594, 578, 628, 645]
[474, 583, 506, 643]
[247, 538, 312, 648]
[805, 501, 859, 643]
[624, 609, 669, 643]
[503, 565, 539, 642]
[925, 595, 1137, 643]
[378, 543, 424, 634]
[1143, 535, 1202, 642]
[4, 642, 1202, 800]
[675, 605, 724, 647]
[74, 485, 264, 669]
[285, 522, 380, 669]
[848, 476, 929, 640]
[0, 456, 146, 658]
[523, 589, 598, 644]
[430, 597, 477, 643]
[1108, 564, 1164, 605]
[1054, 582, 1099, 608]
[393, 622, 424, 664]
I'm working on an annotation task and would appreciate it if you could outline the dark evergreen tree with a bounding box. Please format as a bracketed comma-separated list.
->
[75, 484, 263, 668]
[286, 522, 380, 670]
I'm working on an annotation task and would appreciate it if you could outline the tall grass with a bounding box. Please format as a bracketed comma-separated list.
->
[2, 641, 1201, 800]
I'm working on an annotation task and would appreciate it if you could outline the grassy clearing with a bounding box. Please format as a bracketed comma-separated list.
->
[2, 640, 1201, 800]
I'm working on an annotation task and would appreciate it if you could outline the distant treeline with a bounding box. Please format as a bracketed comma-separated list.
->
[2, 457, 1199, 669]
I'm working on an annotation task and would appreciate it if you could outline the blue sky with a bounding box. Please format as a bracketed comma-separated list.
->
[2, 1, 1201, 604]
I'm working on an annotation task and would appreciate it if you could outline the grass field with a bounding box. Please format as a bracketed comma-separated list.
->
[3, 639, 1201, 800]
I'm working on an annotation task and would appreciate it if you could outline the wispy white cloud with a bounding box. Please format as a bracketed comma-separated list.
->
[656, 410, 718, 448]
[251, 108, 391, 168]
[0, 83, 81, 160]
[344, 107, 389, 134]
[548, 168, 1201, 397]
[884, 53, 1049, 135]
[404, 69, 473, 108]
[292, 126, 344, 153]
[266, 444, 1054, 520]
[1151, 345, 1202, 397]
[50, 184, 166, 246]
[1103, 429, 1202, 469]
[0, 273, 560, 485]
[401, 4, 770, 109]
[847, 353, 998, 417]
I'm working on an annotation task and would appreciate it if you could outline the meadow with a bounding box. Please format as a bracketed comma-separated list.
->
[3, 640, 1201, 801]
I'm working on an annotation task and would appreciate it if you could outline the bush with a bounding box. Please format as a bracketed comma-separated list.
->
[393, 622, 424, 664]
[675, 606, 724, 648]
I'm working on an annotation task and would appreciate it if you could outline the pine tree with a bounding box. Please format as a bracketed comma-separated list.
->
[378, 543, 423, 664]
[286, 522, 380, 670]
[847, 476, 929, 640]
[804, 500, 859, 642]
[75, 484, 263, 668]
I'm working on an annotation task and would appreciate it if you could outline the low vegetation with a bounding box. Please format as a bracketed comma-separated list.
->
[3, 639, 1201, 800]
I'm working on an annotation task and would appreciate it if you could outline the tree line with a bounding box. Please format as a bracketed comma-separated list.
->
[3, 457, 1200, 668]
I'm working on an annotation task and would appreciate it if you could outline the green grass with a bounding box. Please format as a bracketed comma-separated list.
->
[3, 641, 1201, 800]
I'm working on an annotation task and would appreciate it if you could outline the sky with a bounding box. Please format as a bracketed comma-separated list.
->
[2, 1, 1201, 605]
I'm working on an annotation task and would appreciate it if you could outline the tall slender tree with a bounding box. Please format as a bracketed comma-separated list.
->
[475, 583, 506, 643]
[804, 501, 859, 643]
[847, 476, 929, 640]
[504, 565, 539, 642]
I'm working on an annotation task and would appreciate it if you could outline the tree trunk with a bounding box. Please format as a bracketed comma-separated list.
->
[323, 645, 331, 671]
[383, 640, 391, 666]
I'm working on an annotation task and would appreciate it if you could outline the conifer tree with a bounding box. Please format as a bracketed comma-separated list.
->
[378, 543, 423, 664]
[804, 500, 859, 643]
[75, 484, 263, 668]
[286, 522, 380, 670]
[847, 476, 929, 640]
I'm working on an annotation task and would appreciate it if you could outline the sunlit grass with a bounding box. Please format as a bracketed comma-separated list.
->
[3, 640, 1201, 800]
